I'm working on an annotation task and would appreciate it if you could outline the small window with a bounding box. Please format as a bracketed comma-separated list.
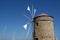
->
[46, 36, 47, 38]
[42, 36, 43, 38]
[35, 38, 38, 40]
[36, 22, 38, 26]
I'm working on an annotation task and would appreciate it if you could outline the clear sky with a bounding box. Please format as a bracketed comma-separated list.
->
[0, 0, 60, 40]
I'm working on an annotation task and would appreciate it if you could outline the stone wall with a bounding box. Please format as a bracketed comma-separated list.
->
[33, 14, 55, 40]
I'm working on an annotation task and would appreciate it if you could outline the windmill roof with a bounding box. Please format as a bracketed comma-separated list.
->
[39, 13, 48, 16]
[33, 13, 54, 20]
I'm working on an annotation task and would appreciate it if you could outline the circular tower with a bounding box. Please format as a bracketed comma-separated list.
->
[33, 13, 55, 40]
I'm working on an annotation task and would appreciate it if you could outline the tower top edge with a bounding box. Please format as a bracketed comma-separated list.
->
[33, 13, 54, 20]
[39, 13, 48, 16]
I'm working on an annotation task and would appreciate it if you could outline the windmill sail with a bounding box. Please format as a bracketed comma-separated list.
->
[24, 14, 30, 20]
[23, 5, 36, 40]
[33, 9, 36, 18]
[26, 24, 31, 38]
[34, 9, 36, 14]
[27, 6, 30, 12]
[23, 24, 28, 30]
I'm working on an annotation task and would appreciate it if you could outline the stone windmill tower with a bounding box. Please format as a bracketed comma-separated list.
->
[33, 13, 55, 40]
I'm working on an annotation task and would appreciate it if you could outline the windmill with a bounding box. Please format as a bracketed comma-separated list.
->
[23, 5, 36, 39]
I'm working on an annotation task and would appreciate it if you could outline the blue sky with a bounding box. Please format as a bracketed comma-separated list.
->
[0, 0, 60, 40]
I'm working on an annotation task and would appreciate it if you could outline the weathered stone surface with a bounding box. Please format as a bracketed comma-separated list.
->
[33, 14, 56, 40]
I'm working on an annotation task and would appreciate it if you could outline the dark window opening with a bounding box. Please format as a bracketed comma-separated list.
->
[35, 38, 38, 40]
[36, 22, 38, 26]
[42, 36, 43, 38]
[46, 36, 47, 38]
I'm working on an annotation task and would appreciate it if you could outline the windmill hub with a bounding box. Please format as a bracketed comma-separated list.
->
[31, 19, 34, 22]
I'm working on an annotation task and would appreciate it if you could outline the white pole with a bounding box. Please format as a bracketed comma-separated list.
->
[24, 14, 30, 20]
[12, 32, 15, 40]
[33, 9, 36, 18]
[3, 24, 7, 38]
[26, 24, 31, 39]
[32, 5, 33, 19]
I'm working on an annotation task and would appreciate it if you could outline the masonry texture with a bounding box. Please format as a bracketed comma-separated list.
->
[33, 13, 56, 40]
